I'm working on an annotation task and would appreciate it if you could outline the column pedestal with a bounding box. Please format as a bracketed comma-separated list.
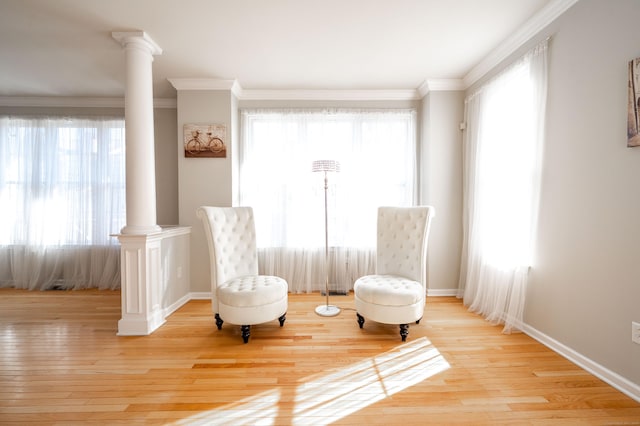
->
[116, 232, 165, 335]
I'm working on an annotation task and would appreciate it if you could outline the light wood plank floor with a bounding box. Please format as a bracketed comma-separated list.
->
[0, 289, 638, 425]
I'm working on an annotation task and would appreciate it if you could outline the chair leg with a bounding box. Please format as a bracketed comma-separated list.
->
[356, 313, 365, 329]
[278, 313, 286, 327]
[416, 317, 422, 325]
[241, 325, 251, 343]
[399, 324, 409, 342]
[215, 314, 224, 330]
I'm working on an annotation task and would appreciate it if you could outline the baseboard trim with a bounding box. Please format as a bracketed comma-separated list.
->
[426, 288, 459, 297]
[188, 291, 212, 300]
[163, 293, 192, 319]
[522, 323, 640, 403]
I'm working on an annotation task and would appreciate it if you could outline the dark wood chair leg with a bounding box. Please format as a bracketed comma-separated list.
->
[215, 313, 224, 330]
[278, 313, 286, 327]
[416, 317, 422, 324]
[241, 325, 250, 343]
[356, 313, 365, 329]
[400, 324, 409, 341]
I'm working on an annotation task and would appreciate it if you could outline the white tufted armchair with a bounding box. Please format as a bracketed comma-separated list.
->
[353, 206, 435, 341]
[196, 206, 288, 343]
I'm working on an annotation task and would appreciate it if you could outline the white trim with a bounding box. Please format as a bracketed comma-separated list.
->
[0, 88, 422, 106]
[159, 225, 192, 238]
[117, 315, 166, 336]
[160, 293, 208, 317]
[0, 96, 176, 109]
[463, 0, 580, 88]
[168, 78, 423, 100]
[168, 78, 242, 97]
[162, 293, 192, 319]
[240, 88, 421, 101]
[0, 96, 123, 108]
[426, 288, 459, 297]
[418, 79, 466, 97]
[189, 292, 213, 300]
[522, 323, 640, 403]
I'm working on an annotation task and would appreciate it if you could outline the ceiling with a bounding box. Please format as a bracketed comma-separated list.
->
[0, 0, 564, 100]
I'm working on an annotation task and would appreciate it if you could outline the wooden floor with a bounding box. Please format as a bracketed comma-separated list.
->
[0, 290, 639, 425]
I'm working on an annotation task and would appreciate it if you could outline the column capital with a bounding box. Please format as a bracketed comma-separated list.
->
[112, 31, 162, 56]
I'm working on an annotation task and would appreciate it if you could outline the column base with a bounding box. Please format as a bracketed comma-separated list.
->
[117, 232, 163, 336]
[117, 312, 166, 336]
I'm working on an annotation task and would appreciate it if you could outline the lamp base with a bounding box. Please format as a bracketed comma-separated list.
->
[315, 304, 341, 317]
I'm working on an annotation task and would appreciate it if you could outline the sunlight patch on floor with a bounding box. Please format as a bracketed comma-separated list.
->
[292, 337, 449, 425]
[172, 337, 449, 425]
[172, 388, 281, 426]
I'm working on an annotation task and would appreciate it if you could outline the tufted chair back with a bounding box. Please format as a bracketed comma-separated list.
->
[197, 206, 260, 314]
[199, 206, 259, 287]
[375, 206, 433, 284]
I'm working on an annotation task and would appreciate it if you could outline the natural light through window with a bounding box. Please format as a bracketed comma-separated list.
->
[477, 62, 537, 269]
[0, 117, 126, 246]
[459, 39, 548, 332]
[172, 338, 449, 426]
[239, 109, 417, 293]
[239, 109, 416, 251]
[0, 116, 126, 290]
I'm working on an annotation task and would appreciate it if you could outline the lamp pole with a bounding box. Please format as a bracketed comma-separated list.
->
[322, 170, 330, 309]
[313, 160, 341, 317]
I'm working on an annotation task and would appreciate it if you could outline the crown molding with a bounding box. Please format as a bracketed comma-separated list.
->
[463, 0, 579, 88]
[168, 78, 242, 97]
[168, 78, 421, 100]
[0, 96, 176, 109]
[418, 79, 466, 97]
[240, 88, 421, 101]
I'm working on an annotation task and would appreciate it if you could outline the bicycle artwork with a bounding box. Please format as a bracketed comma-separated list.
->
[183, 123, 227, 158]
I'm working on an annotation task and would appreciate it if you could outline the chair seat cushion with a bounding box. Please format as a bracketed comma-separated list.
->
[218, 275, 288, 308]
[354, 275, 423, 307]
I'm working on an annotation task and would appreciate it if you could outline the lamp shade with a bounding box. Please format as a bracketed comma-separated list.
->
[312, 160, 340, 173]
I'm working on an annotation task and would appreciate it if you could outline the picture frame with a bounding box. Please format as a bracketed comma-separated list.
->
[183, 123, 227, 158]
[627, 57, 640, 147]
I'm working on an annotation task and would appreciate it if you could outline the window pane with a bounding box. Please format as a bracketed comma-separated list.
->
[0, 116, 126, 246]
[239, 109, 416, 249]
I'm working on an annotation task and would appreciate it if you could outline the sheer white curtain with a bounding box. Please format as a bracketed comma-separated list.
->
[0, 116, 125, 290]
[240, 109, 417, 293]
[459, 40, 548, 333]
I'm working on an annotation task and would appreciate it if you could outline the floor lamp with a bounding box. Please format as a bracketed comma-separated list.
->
[312, 159, 341, 317]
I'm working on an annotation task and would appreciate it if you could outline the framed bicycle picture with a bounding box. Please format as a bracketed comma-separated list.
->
[628, 57, 640, 147]
[183, 123, 227, 158]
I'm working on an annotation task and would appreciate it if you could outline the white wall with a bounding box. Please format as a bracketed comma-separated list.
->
[176, 90, 235, 293]
[159, 228, 190, 311]
[154, 107, 179, 225]
[421, 91, 464, 293]
[503, 0, 640, 387]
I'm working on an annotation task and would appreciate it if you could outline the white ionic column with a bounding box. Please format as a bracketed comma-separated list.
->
[112, 31, 164, 335]
[112, 31, 162, 235]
